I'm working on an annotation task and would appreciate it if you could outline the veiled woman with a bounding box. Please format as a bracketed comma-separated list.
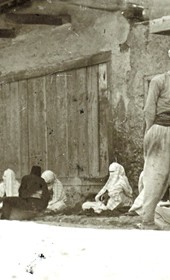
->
[82, 162, 133, 214]
[0, 169, 20, 208]
[41, 170, 67, 212]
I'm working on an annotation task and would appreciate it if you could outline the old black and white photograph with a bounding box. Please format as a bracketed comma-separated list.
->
[0, 0, 170, 279]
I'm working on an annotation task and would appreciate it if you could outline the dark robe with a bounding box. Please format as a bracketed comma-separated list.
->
[1, 166, 50, 220]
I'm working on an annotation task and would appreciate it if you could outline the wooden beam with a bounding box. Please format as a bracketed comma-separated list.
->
[0, 27, 16, 38]
[58, 0, 125, 12]
[150, 16, 170, 35]
[0, 51, 111, 84]
[5, 13, 71, 25]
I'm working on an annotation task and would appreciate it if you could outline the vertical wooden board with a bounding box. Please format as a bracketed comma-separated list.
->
[2, 83, 10, 171]
[1, 83, 9, 174]
[87, 65, 99, 177]
[67, 70, 79, 177]
[106, 61, 114, 162]
[55, 72, 68, 176]
[18, 80, 29, 177]
[10, 81, 21, 177]
[0, 84, 6, 176]
[27, 77, 47, 172]
[45, 73, 68, 176]
[98, 63, 109, 176]
[5, 81, 21, 178]
[76, 68, 89, 177]
[45, 74, 57, 172]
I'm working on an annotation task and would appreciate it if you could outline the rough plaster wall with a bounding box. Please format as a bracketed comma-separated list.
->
[0, 5, 129, 75]
[114, 22, 170, 193]
[150, 0, 170, 19]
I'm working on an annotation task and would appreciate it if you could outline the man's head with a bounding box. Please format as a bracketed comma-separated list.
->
[30, 165, 41, 177]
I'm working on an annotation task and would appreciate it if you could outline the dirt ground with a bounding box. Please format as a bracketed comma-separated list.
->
[32, 206, 142, 230]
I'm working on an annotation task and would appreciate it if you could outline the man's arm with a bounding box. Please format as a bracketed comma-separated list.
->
[144, 77, 162, 133]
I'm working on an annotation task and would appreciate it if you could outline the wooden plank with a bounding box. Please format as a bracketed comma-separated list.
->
[18, 80, 29, 177]
[1, 83, 9, 174]
[43, 74, 48, 171]
[45, 75, 56, 172]
[5, 81, 21, 178]
[76, 67, 89, 177]
[67, 70, 79, 177]
[0, 84, 6, 177]
[59, 0, 125, 11]
[0, 28, 16, 38]
[87, 65, 99, 177]
[27, 77, 47, 171]
[106, 61, 114, 163]
[55, 72, 68, 176]
[150, 16, 170, 35]
[45, 73, 68, 176]
[6, 13, 71, 25]
[0, 51, 111, 84]
[98, 63, 109, 176]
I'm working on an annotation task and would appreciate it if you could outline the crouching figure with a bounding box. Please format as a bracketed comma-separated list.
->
[82, 162, 133, 214]
[41, 170, 67, 212]
[1, 165, 50, 220]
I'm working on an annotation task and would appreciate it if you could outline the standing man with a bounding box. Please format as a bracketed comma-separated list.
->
[141, 71, 170, 229]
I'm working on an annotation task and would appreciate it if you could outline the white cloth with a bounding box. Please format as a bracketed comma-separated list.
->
[129, 169, 170, 217]
[0, 169, 20, 209]
[41, 170, 67, 211]
[155, 202, 170, 230]
[82, 162, 133, 213]
[82, 201, 107, 213]
[0, 169, 20, 197]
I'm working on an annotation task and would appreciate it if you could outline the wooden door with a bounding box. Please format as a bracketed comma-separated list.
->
[45, 62, 109, 179]
[0, 52, 111, 181]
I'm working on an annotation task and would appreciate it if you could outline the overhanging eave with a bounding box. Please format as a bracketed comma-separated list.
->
[150, 16, 170, 35]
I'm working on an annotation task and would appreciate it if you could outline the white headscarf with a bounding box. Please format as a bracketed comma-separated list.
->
[41, 170, 66, 203]
[103, 162, 133, 198]
[41, 170, 56, 184]
[2, 169, 20, 196]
